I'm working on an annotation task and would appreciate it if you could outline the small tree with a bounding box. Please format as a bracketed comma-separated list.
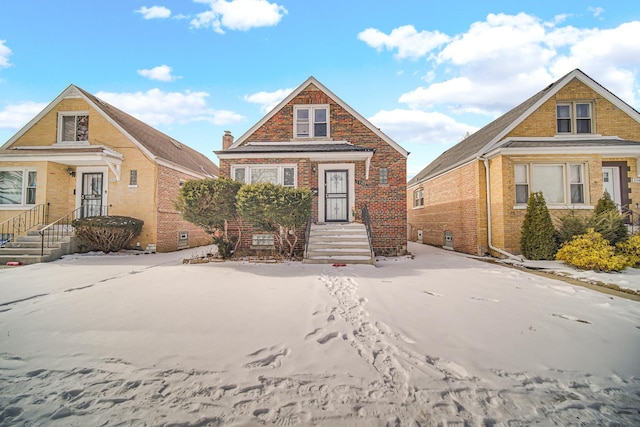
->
[555, 211, 588, 246]
[173, 177, 244, 257]
[236, 182, 312, 258]
[588, 192, 628, 245]
[520, 192, 556, 260]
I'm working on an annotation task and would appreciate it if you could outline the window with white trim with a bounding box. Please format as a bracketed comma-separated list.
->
[413, 188, 424, 208]
[556, 102, 592, 134]
[379, 168, 388, 185]
[514, 163, 587, 206]
[58, 112, 89, 143]
[232, 165, 297, 187]
[129, 170, 138, 187]
[294, 105, 329, 138]
[0, 169, 37, 206]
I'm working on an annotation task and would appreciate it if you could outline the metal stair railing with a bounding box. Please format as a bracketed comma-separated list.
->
[360, 205, 375, 259]
[39, 205, 108, 256]
[0, 203, 49, 247]
[619, 203, 639, 234]
[303, 216, 312, 260]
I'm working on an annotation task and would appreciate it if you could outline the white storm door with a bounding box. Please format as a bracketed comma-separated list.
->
[602, 166, 621, 207]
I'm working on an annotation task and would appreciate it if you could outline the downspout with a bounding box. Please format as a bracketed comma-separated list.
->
[480, 156, 523, 260]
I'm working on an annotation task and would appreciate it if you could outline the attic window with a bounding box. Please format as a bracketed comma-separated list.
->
[170, 138, 182, 149]
[556, 102, 593, 134]
[294, 105, 329, 139]
[58, 112, 89, 144]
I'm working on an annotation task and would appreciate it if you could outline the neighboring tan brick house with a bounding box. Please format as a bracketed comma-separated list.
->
[0, 85, 219, 252]
[407, 69, 640, 257]
[216, 76, 409, 255]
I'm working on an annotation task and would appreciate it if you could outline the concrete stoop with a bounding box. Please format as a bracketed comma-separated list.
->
[0, 229, 75, 265]
[304, 222, 375, 265]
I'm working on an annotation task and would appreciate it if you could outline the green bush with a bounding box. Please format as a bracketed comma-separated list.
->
[556, 228, 629, 272]
[616, 234, 640, 268]
[72, 216, 143, 253]
[589, 209, 628, 245]
[555, 211, 588, 246]
[520, 192, 557, 260]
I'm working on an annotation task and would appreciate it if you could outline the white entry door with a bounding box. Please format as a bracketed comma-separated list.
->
[602, 166, 621, 207]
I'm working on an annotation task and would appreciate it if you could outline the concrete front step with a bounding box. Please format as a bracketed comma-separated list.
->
[304, 222, 374, 265]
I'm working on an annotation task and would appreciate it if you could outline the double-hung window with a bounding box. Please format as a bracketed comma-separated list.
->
[514, 163, 586, 206]
[0, 169, 37, 206]
[556, 103, 592, 134]
[232, 165, 297, 187]
[413, 188, 424, 208]
[294, 105, 329, 138]
[58, 112, 89, 143]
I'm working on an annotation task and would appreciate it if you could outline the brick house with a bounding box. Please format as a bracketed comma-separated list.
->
[216, 77, 409, 258]
[0, 84, 218, 255]
[407, 69, 640, 257]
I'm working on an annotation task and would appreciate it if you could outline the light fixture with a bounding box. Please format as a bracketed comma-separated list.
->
[66, 167, 76, 177]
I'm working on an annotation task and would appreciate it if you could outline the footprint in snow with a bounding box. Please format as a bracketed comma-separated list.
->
[423, 290, 443, 297]
[552, 314, 592, 324]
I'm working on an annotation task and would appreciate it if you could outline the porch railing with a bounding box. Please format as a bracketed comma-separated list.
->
[0, 203, 49, 247]
[361, 205, 375, 258]
[39, 205, 108, 256]
[620, 203, 639, 234]
[304, 216, 312, 259]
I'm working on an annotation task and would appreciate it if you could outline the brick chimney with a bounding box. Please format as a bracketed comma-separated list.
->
[222, 130, 234, 150]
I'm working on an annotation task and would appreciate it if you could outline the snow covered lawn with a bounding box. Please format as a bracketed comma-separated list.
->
[1, 242, 639, 426]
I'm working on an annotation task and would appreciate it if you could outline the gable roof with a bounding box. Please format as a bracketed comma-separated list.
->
[2, 85, 219, 178]
[229, 76, 408, 158]
[408, 69, 640, 186]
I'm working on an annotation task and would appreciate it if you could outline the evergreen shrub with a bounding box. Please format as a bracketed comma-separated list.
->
[520, 192, 557, 260]
[555, 228, 629, 272]
[72, 216, 143, 253]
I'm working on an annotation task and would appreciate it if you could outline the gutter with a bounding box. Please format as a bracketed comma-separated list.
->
[479, 156, 523, 261]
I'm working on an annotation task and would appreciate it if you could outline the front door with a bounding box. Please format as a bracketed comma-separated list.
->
[325, 170, 348, 222]
[81, 172, 104, 217]
[602, 166, 621, 208]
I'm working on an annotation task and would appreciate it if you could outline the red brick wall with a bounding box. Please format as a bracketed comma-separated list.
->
[219, 85, 407, 256]
[156, 165, 214, 252]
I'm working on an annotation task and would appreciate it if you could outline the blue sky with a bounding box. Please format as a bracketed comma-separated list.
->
[1, 1, 639, 179]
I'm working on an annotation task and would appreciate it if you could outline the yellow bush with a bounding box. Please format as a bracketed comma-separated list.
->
[556, 228, 629, 272]
[616, 234, 640, 268]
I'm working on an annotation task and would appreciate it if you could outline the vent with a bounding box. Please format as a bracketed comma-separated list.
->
[170, 138, 183, 149]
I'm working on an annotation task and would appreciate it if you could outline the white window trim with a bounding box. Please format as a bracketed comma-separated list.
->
[556, 102, 594, 135]
[231, 164, 298, 187]
[57, 111, 90, 145]
[293, 104, 330, 140]
[0, 167, 38, 209]
[513, 162, 590, 208]
[128, 170, 138, 188]
[413, 188, 424, 208]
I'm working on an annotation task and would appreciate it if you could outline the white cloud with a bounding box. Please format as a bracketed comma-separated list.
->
[243, 88, 292, 113]
[95, 89, 245, 126]
[137, 65, 180, 82]
[136, 6, 172, 19]
[0, 40, 12, 69]
[368, 109, 477, 145]
[357, 25, 450, 60]
[361, 14, 640, 115]
[0, 102, 48, 130]
[191, 0, 287, 34]
[588, 6, 605, 19]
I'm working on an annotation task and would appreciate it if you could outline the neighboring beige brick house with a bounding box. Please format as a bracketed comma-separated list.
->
[0, 85, 219, 252]
[407, 69, 640, 257]
[216, 77, 409, 255]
